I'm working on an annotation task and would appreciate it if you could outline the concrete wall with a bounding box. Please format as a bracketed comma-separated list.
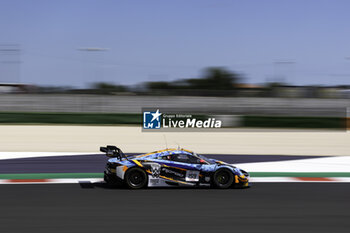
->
[0, 125, 349, 156]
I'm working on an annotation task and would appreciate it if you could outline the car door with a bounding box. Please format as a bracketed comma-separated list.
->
[160, 153, 202, 184]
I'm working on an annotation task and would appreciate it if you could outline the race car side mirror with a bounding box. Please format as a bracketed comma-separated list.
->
[199, 159, 206, 164]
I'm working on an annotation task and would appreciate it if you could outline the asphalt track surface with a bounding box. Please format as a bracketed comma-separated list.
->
[0, 183, 349, 233]
[0, 154, 326, 173]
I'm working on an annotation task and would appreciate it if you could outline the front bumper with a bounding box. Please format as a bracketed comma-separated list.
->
[235, 170, 250, 188]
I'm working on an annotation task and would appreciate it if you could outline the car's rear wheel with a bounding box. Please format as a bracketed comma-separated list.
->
[125, 167, 148, 189]
[213, 169, 234, 189]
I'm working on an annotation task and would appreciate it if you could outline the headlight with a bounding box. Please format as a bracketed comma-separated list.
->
[235, 168, 243, 176]
[240, 169, 250, 177]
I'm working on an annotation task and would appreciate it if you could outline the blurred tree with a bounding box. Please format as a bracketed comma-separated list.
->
[35, 86, 72, 93]
[147, 81, 171, 90]
[91, 82, 127, 94]
[146, 67, 240, 92]
[195, 67, 239, 90]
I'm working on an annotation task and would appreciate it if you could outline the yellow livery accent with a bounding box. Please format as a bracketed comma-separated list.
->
[182, 148, 194, 153]
[162, 164, 187, 171]
[135, 148, 177, 158]
[132, 160, 143, 167]
[159, 175, 189, 185]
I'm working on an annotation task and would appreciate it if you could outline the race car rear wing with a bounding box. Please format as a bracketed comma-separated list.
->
[100, 145, 127, 160]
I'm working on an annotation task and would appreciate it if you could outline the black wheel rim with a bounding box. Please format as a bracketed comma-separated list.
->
[129, 170, 145, 186]
[216, 171, 230, 185]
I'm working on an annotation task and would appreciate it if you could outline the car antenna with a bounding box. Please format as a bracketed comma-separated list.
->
[175, 141, 181, 150]
[163, 134, 168, 149]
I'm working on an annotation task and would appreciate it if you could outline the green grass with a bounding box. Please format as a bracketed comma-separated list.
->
[244, 115, 345, 129]
[0, 112, 346, 129]
[0, 112, 141, 125]
[0, 112, 207, 126]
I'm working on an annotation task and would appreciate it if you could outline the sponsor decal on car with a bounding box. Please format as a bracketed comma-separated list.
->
[185, 170, 200, 182]
[162, 168, 184, 178]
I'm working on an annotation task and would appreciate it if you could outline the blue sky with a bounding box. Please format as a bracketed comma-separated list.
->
[0, 0, 349, 87]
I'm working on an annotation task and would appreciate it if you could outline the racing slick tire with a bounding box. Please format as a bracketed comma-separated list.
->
[212, 169, 234, 189]
[125, 167, 148, 189]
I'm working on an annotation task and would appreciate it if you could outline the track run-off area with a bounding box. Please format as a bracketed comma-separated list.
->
[0, 152, 349, 183]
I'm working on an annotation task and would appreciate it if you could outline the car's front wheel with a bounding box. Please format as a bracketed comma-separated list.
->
[213, 169, 234, 189]
[125, 167, 148, 189]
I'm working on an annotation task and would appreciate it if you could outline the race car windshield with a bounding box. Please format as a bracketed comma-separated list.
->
[194, 153, 215, 164]
[126, 154, 136, 159]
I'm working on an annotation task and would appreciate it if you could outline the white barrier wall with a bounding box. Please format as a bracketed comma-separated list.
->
[0, 125, 349, 156]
